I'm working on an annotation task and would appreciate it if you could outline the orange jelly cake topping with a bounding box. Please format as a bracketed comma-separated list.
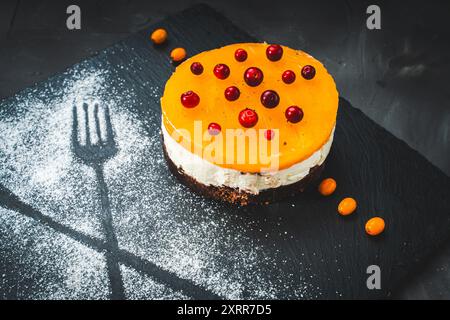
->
[161, 43, 339, 173]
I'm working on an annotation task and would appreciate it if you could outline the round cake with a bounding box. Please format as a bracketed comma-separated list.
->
[161, 43, 338, 205]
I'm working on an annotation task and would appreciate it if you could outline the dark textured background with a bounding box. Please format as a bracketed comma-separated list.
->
[0, 0, 449, 299]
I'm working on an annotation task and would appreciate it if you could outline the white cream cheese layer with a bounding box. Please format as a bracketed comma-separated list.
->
[162, 122, 334, 195]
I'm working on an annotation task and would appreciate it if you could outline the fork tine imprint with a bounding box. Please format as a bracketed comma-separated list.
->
[71, 104, 79, 148]
[104, 104, 115, 145]
[82, 102, 91, 146]
[93, 103, 102, 144]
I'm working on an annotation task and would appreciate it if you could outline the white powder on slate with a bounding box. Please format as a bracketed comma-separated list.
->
[0, 207, 109, 299]
[0, 62, 318, 299]
[120, 265, 189, 300]
[0, 71, 106, 239]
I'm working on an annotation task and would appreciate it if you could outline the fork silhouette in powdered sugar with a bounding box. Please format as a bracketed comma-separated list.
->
[71, 101, 124, 299]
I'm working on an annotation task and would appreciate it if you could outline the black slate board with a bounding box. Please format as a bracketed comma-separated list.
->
[0, 4, 449, 299]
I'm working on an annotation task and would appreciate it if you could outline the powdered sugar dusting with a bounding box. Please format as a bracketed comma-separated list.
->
[120, 265, 188, 300]
[0, 58, 319, 299]
[0, 207, 109, 299]
[0, 69, 109, 238]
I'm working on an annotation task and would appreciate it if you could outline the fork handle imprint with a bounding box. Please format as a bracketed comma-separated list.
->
[93, 163, 125, 299]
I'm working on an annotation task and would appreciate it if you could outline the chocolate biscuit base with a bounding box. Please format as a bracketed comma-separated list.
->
[162, 141, 324, 206]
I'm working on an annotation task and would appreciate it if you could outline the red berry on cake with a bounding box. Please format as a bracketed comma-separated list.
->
[213, 64, 230, 79]
[282, 70, 296, 84]
[180, 91, 200, 108]
[190, 62, 204, 75]
[234, 48, 248, 62]
[285, 106, 304, 123]
[224, 86, 240, 101]
[301, 65, 316, 80]
[260, 90, 280, 108]
[244, 67, 264, 87]
[266, 44, 283, 61]
[264, 129, 275, 140]
[208, 122, 222, 135]
[239, 108, 258, 128]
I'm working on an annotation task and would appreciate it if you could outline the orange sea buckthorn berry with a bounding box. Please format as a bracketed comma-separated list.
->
[338, 197, 357, 216]
[365, 217, 385, 236]
[150, 28, 167, 44]
[318, 178, 336, 196]
[170, 47, 187, 62]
